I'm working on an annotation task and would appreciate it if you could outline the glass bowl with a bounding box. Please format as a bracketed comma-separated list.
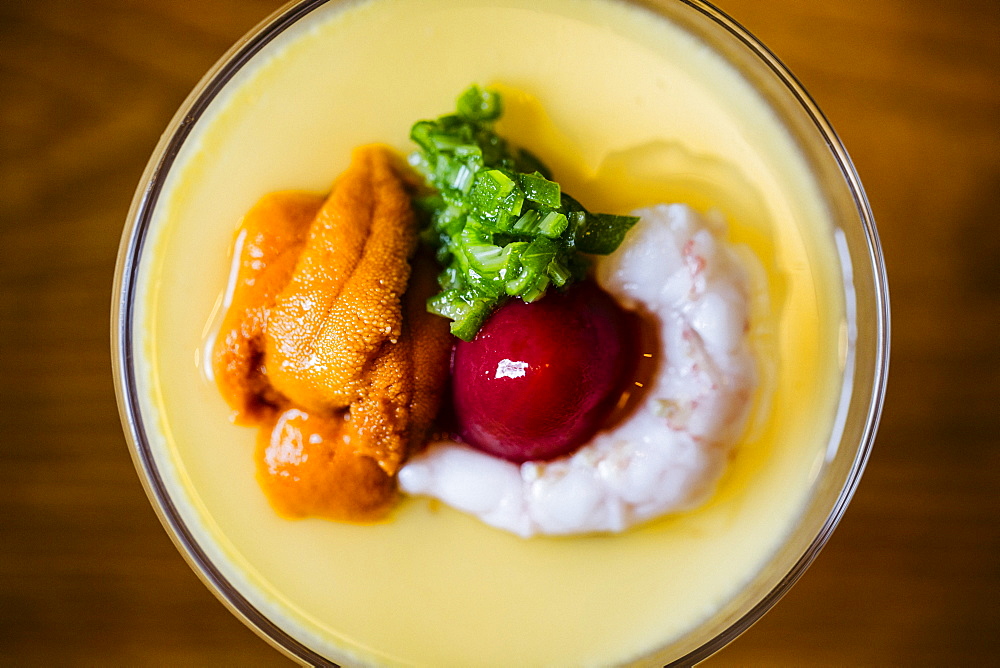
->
[112, 0, 888, 665]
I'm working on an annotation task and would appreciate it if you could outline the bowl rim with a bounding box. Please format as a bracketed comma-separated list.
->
[111, 0, 890, 665]
[111, 1, 342, 663]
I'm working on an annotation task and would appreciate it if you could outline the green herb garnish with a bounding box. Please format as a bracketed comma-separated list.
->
[409, 85, 639, 341]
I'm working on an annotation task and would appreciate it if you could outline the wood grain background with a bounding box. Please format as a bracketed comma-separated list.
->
[2, 0, 997, 665]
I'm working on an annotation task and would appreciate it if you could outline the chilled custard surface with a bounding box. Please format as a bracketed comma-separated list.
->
[134, 0, 845, 665]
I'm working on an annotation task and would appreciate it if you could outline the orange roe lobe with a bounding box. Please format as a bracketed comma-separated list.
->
[257, 408, 397, 521]
[264, 145, 419, 417]
[401, 252, 455, 452]
[346, 251, 453, 472]
[210, 145, 452, 522]
[212, 191, 324, 423]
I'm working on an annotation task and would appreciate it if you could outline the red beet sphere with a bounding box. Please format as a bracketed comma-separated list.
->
[451, 281, 635, 463]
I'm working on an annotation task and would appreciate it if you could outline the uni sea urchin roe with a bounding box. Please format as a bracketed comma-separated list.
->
[212, 145, 451, 521]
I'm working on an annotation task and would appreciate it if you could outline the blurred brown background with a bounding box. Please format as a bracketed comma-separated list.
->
[2, 0, 997, 665]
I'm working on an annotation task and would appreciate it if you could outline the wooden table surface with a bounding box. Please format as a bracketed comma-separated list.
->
[2, 0, 997, 665]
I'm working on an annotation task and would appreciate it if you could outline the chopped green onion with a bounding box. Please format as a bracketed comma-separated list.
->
[546, 256, 574, 287]
[574, 212, 640, 255]
[410, 85, 638, 340]
[520, 236, 558, 273]
[520, 275, 550, 303]
[465, 242, 505, 273]
[537, 211, 568, 238]
[518, 172, 561, 208]
[456, 85, 502, 122]
[512, 209, 540, 234]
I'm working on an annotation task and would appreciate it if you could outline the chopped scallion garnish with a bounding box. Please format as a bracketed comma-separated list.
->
[410, 85, 639, 340]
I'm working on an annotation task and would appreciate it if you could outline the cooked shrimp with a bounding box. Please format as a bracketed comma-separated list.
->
[399, 204, 757, 537]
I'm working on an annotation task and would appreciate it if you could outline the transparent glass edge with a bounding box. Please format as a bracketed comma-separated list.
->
[659, 1, 890, 665]
[111, 0, 340, 665]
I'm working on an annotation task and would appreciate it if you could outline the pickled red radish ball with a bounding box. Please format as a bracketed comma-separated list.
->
[451, 281, 636, 463]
